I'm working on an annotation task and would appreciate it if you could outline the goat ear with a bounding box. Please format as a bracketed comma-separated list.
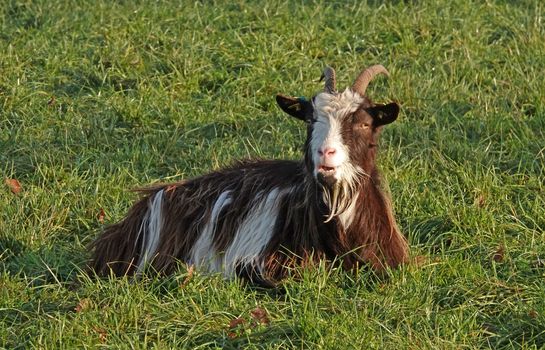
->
[276, 94, 312, 121]
[368, 102, 399, 127]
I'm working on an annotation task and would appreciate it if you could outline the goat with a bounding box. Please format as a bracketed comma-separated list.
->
[89, 65, 409, 285]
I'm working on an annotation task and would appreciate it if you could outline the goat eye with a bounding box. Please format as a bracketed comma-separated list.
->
[357, 123, 370, 130]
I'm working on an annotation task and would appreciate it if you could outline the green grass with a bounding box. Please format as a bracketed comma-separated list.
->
[1, 0, 544, 348]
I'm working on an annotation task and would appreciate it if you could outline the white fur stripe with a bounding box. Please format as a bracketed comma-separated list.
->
[189, 190, 232, 270]
[311, 89, 363, 182]
[222, 188, 285, 277]
[337, 196, 358, 229]
[136, 189, 164, 274]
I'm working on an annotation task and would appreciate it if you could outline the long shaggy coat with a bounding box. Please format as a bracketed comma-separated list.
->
[90, 65, 409, 285]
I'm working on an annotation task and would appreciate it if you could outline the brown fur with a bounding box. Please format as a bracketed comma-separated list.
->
[90, 67, 409, 284]
[89, 157, 408, 282]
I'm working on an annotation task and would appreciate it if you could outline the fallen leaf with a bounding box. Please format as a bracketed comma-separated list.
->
[47, 96, 56, 106]
[492, 245, 505, 263]
[412, 255, 429, 267]
[227, 317, 247, 339]
[528, 310, 538, 319]
[75, 298, 91, 313]
[227, 331, 237, 339]
[5, 178, 22, 194]
[93, 326, 107, 343]
[476, 194, 486, 208]
[180, 265, 194, 288]
[98, 208, 105, 223]
[228, 317, 246, 329]
[250, 307, 270, 326]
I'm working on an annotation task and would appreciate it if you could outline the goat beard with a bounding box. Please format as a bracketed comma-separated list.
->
[316, 163, 369, 223]
[321, 179, 358, 223]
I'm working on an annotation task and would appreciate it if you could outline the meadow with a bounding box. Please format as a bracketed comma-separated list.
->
[1, 0, 544, 348]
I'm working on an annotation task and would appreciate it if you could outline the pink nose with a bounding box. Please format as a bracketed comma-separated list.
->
[318, 148, 337, 157]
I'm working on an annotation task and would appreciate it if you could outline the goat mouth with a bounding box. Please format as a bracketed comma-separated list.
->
[317, 165, 338, 185]
[318, 165, 337, 174]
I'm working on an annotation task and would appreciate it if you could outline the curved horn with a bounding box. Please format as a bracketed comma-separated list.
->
[321, 66, 337, 94]
[351, 64, 390, 96]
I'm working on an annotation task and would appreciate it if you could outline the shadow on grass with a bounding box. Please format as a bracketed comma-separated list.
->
[0, 238, 85, 348]
[5, 2, 45, 30]
[404, 215, 455, 252]
[53, 68, 139, 98]
[189, 324, 302, 350]
[484, 314, 545, 348]
[0, 236, 28, 262]
[0, 235, 84, 288]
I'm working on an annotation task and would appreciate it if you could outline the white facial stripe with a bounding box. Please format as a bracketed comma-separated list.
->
[311, 89, 364, 181]
[189, 190, 232, 271]
[311, 113, 346, 166]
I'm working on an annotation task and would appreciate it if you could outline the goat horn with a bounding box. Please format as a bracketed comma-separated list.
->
[351, 64, 390, 96]
[320, 66, 337, 94]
